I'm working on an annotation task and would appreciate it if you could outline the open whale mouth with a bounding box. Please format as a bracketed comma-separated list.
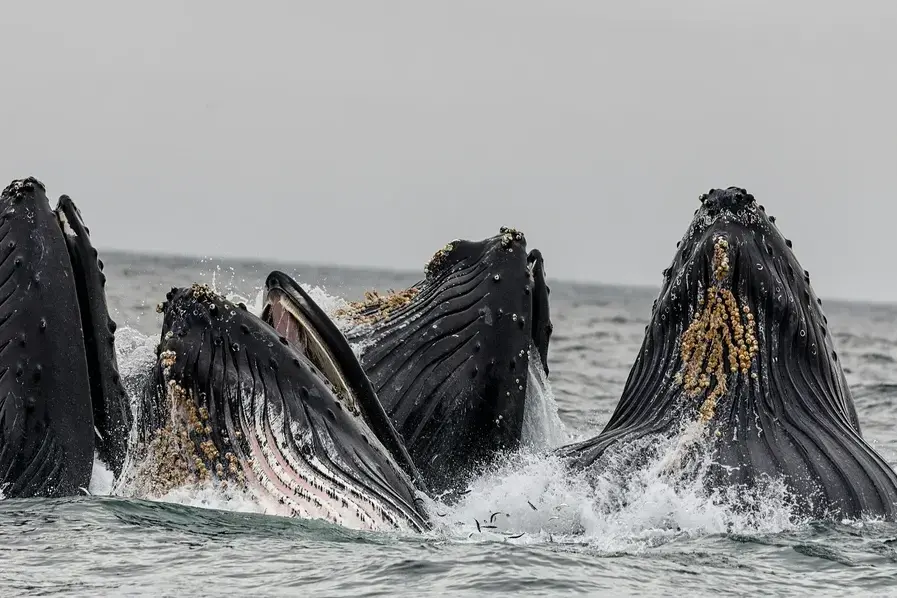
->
[126, 282, 430, 532]
[263, 287, 358, 411]
[261, 271, 426, 491]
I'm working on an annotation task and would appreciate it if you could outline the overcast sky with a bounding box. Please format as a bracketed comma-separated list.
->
[2, 1, 896, 301]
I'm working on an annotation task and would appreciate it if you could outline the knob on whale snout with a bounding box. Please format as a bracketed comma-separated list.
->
[701, 187, 755, 215]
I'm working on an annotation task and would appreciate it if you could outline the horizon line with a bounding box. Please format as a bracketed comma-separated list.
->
[97, 245, 897, 308]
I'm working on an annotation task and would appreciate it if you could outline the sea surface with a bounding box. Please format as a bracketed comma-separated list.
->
[3, 251, 897, 597]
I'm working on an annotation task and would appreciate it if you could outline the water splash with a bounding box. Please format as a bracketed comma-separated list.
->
[303, 284, 351, 319]
[522, 351, 568, 451]
[88, 457, 115, 496]
[213, 269, 350, 322]
[196, 260, 266, 316]
[434, 428, 804, 552]
[153, 480, 274, 516]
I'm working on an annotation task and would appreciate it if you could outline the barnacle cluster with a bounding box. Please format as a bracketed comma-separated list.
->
[1, 177, 44, 199]
[132, 365, 245, 496]
[499, 226, 524, 248]
[334, 287, 420, 326]
[675, 236, 759, 423]
[189, 282, 220, 304]
[712, 238, 730, 281]
[159, 350, 177, 375]
[424, 242, 455, 276]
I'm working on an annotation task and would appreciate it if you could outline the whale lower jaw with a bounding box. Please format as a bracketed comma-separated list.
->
[119, 375, 425, 533]
[236, 388, 425, 533]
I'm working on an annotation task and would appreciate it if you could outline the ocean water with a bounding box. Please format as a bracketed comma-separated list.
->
[3, 251, 897, 597]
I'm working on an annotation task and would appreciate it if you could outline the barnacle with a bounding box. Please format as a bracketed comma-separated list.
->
[129, 361, 248, 496]
[189, 282, 220, 304]
[334, 287, 420, 326]
[677, 236, 759, 423]
[499, 226, 524, 248]
[159, 350, 177, 376]
[424, 243, 455, 276]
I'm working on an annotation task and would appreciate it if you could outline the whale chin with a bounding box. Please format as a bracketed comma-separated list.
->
[337, 228, 553, 496]
[560, 187, 897, 521]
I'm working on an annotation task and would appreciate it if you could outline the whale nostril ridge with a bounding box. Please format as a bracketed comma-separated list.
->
[702, 187, 755, 215]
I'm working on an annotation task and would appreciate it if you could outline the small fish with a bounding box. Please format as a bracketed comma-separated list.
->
[528, 500, 537, 511]
[489, 512, 504, 523]
[508, 532, 525, 539]
[476, 519, 481, 533]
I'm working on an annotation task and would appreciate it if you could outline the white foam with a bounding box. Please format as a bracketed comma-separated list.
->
[207, 267, 350, 322]
[302, 283, 352, 318]
[153, 480, 271, 515]
[432, 430, 802, 551]
[521, 351, 568, 451]
[88, 456, 115, 496]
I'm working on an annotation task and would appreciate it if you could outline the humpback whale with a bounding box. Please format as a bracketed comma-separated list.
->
[0, 177, 130, 498]
[124, 283, 430, 532]
[560, 187, 897, 520]
[338, 228, 552, 496]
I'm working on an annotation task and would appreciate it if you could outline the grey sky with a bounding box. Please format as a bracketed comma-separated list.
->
[2, 1, 896, 301]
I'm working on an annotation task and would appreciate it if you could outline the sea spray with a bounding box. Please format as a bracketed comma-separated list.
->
[434, 428, 802, 551]
[522, 351, 568, 451]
